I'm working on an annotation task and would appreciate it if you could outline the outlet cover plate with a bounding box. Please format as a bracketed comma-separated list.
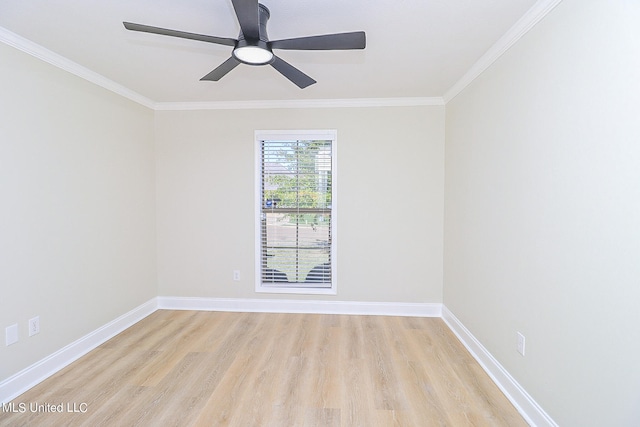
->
[517, 332, 526, 356]
[29, 316, 40, 336]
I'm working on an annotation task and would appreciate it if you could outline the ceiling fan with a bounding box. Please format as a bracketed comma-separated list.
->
[123, 0, 366, 89]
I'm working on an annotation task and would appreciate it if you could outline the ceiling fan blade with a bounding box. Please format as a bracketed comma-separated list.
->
[270, 56, 316, 89]
[270, 31, 366, 50]
[231, 0, 260, 40]
[200, 57, 241, 81]
[123, 22, 236, 46]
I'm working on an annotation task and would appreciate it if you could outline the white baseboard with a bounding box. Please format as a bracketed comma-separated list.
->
[441, 306, 558, 427]
[0, 298, 158, 404]
[2, 297, 555, 427]
[157, 296, 442, 317]
[0, 296, 437, 404]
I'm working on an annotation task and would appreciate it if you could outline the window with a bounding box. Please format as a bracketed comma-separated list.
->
[255, 130, 336, 294]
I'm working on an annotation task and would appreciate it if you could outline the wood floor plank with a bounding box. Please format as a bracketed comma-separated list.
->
[338, 357, 373, 427]
[303, 407, 341, 427]
[190, 313, 281, 426]
[361, 316, 409, 412]
[384, 319, 452, 426]
[0, 311, 527, 427]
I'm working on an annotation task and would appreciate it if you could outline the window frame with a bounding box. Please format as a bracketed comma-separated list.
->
[254, 130, 337, 295]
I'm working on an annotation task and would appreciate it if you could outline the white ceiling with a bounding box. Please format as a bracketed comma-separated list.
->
[0, 0, 540, 104]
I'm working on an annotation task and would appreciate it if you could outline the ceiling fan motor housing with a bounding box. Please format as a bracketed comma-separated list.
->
[233, 3, 273, 65]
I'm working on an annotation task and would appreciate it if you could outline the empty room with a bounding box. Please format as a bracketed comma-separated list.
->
[1, 0, 639, 426]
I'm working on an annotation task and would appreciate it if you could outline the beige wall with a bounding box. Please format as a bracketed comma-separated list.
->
[444, 1, 640, 425]
[0, 43, 157, 381]
[155, 106, 444, 302]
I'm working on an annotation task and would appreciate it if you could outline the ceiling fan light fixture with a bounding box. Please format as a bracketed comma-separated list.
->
[233, 45, 273, 65]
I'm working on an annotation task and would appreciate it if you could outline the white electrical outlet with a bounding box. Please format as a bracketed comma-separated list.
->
[6, 324, 18, 346]
[517, 332, 526, 356]
[233, 270, 241, 281]
[29, 316, 40, 337]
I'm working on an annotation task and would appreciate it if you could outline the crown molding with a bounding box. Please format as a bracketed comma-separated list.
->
[153, 97, 444, 111]
[0, 26, 155, 109]
[443, 0, 563, 103]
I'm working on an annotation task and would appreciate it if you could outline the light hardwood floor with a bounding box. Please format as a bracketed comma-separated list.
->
[0, 310, 528, 426]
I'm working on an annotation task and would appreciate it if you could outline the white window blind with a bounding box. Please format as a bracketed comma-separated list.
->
[258, 138, 334, 289]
